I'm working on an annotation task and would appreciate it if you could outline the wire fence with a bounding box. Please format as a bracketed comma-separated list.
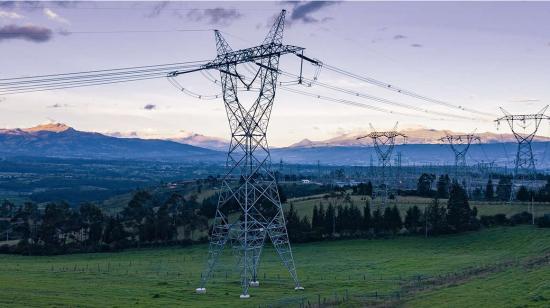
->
[258, 253, 550, 307]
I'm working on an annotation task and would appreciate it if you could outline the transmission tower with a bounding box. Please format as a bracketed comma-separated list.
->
[495, 106, 550, 200]
[439, 131, 480, 191]
[357, 122, 406, 205]
[171, 10, 306, 298]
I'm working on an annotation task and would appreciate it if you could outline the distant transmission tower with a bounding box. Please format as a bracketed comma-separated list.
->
[439, 131, 480, 191]
[177, 10, 305, 298]
[357, 122, 406, 205]
[495, 106, 550, 200]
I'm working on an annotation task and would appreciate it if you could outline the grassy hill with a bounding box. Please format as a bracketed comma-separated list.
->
[0, 226, 548, 307]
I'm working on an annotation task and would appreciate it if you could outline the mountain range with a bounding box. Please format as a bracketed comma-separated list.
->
[287, 128, 550, 148]
[1, 123, 549, 168]
[0, 123, 222, 162]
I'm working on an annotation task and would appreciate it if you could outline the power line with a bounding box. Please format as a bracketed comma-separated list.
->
[320, 62, 494, 118]
[0, 60, 208, 81]
[0, 61, 208, 95]
[280, 86, 445, 120]
[278, 69, 483, 121]
[56, 29, 214, 35]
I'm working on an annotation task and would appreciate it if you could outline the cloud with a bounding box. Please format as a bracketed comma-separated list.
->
[0, 24, 53, 42]
[185, 8, 242, 26]
[0, 97, 6, 103]
[43, 8, 69, 24]
[106, 131, 139, 138]
[48, 103, 69, 108]
[510, 98, 540, 103]
[1, 1, 79, 12]
[0, 1, 42, 12]
[411, 43, 423, 48]
[0, 9, 23, 19]
[393, 34, 407, 40]
[144, 104, 156, 110]
[288, 1, 336, 24]
[145, 1, 169, 18]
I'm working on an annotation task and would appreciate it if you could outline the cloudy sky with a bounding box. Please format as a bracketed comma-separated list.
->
[1, 1, 550, 146]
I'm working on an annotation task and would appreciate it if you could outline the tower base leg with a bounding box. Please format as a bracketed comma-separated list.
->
[240, 294, 250, 299]
[295, 286, 304, 290]
[249, 281, 260, 287]
[196, 288, 206, 294]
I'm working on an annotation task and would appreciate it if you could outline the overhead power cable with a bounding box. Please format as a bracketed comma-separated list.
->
[280, 86, 450, 121]
[320, 63, 494, 118]
[278, 69, 482, 122]
[0, 61, 209, 95]
[167, 77, 221, 100]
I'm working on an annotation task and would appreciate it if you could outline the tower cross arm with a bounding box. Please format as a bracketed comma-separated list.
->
[204, 44, 304, 69]
[495, 114, 550, 122]
[439, 134, 480, 143]
[168, 44, 304, 77]
[357, 132, 406, 140]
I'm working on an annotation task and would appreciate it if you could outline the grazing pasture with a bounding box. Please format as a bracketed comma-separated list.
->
[0, 226, 549, 307]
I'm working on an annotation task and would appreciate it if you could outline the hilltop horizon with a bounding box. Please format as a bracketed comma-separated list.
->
[3, 122, 549, 151]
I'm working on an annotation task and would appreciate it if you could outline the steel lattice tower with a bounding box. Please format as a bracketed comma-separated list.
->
[439, 132, 480, 190]
[495, 106, 550, 200]
[188, 10, 303, 298]
[357, 122, 406, 205]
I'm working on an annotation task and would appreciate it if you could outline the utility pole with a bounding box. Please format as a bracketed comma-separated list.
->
[357, 122, 407, 206]
[189, 10, 308, 298]
[439, 132, 480, 195]
[495, 106, 550, 202]
[317, 160, 321, 182]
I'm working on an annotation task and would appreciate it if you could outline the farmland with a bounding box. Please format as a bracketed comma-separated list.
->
[0, 226, 548, 307]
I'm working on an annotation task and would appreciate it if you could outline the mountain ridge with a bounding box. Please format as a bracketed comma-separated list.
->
[0, 123, 223, 162]
[288, 127, 550, 148]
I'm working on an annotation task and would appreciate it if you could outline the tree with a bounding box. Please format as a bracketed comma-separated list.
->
[404, 206, 422, 233]
[383, 206, 402, 234]
[348, 204, 363, 232]
[516, 186, 532, 202]
[312, 205, 320, 228]
[79, 203, 104, 245]
[436, 174, 450, 198]
[0, 200, 15, 217]
[362, 202, 372, 231]
[446, 182, 477, 232]
[417, 173, 436, 197]
[484, 179, 494, 200]
[155, 205, 175, 242]
[324, 204, 336, 235]
[103, 216, 127, 247]
[372, 208, 384, 234]
[40, 202, 71, 247]
[286, 203, 301, 241]
[424, 198, 447, 236]
[366, 181, 373, 197]
[496, 176, 512, 201]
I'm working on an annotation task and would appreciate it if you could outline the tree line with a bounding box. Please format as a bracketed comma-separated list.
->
[286, 181, 542, 243]
[1, 178, 548, 255]
[0, 190, 210, 255]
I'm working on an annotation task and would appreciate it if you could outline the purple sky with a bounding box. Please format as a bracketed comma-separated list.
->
[1, 1, 550, 146]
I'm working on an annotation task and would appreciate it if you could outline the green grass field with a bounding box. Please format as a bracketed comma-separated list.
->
[0, 226, 549, 307]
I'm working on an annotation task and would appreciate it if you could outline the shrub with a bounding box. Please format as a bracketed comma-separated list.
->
[535, 214, 550, 228]
[509, 211, 532, 225]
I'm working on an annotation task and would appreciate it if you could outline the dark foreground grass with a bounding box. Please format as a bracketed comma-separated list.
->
[0, 226, 549, 307]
